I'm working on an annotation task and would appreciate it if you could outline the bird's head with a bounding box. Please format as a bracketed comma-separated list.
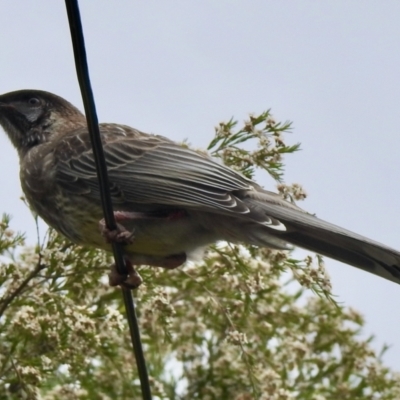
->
[0, 89, 86, 156]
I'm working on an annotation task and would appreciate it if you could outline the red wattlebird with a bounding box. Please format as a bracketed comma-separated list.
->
[1, 89, 400, 288]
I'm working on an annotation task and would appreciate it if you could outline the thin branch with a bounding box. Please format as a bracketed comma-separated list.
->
[0, 262, 46, 318]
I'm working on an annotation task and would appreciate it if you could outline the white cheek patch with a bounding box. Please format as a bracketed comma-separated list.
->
[26, 108, 42, 122]
[12, 102, 43, 123]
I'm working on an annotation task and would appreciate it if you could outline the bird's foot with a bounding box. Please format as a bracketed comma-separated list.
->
[101, 225, 134, 244]
[108, 253, 186, 289]
[99, 211, 140, 245]
[108, 258, 143, 289]
[99, 210, 187, 245]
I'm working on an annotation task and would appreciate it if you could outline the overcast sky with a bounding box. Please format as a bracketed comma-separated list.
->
[1, 1, 400, 371]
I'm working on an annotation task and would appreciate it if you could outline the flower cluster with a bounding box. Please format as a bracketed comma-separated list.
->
[209, 111, 299, 181]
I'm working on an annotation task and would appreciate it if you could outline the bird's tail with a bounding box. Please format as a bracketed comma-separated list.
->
[244, 192, 400, 285]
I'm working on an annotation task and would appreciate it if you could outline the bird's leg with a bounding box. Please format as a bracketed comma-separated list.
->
[100, 211, 144, 288]
[108, 258, 143, 289]
[99, 211, 148, 244]
[101, 210, 187, 289]
[99, 210, 188, 245]
[108, 253, 187, 289]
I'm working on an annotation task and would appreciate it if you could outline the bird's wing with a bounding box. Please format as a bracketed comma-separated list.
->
[54, 124, 400, 285]
[55, 123, 265, 216]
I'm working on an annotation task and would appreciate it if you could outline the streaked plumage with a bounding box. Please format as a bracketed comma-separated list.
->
[1, 89, 400, 286]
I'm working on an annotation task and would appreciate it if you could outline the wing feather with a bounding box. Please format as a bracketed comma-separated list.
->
[55, 124, 254, 214]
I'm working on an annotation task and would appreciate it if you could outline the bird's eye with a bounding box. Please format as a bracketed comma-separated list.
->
[28, 98, 40, 106]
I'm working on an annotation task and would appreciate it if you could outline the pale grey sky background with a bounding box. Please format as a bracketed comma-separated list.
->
[1, 1, 400, 370]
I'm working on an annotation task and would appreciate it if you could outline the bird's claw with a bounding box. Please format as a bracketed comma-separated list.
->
[108, 259, 142, 289]
[99, 219, 134, 245]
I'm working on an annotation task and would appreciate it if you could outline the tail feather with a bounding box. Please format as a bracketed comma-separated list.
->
[281, 221, 400, 283]
[246, 194, 400, 285]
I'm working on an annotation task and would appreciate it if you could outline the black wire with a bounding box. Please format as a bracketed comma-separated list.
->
[64, 1, 152, 399]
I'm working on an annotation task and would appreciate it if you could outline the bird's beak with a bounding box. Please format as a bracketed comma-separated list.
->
[0, 101, 15, 110]
[0, 102, 22, 119]
[0, 102, 31, 154]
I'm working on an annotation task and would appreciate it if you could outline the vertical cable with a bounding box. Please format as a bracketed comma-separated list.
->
[64, 1, 152, 398]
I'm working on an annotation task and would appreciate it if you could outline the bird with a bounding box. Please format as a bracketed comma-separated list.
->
[1, 89, 400, 288]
